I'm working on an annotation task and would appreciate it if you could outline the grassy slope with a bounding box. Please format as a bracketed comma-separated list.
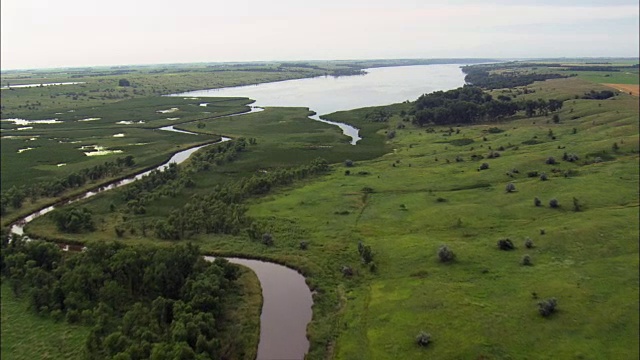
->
[244, 78, 638, 358]
[20, 75, 640, 359]
[0, 282, 89, 360]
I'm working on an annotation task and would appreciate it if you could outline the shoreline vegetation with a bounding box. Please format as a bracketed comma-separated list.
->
[2, 58, 639, 359]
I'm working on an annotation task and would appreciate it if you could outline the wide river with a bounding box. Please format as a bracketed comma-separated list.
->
[174, 64, 467, 144]
[12, 64, 467, 360]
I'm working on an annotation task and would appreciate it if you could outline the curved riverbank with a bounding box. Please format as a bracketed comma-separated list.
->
[8, 107, 314, 360]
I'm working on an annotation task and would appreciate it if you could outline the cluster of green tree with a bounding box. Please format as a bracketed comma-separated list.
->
[329, 68, 367, 77]
[581, 90, 615, 100]
[409, 86, 564, 126]
[53, 207, 95, 233]
[1, 156, 136, 216]
[461, 67, 568, 89]
[1, 238, 241, 359]
[120, 139, 252, 216]
[364, 108, 392, 122]
[154, 157, 330, 240]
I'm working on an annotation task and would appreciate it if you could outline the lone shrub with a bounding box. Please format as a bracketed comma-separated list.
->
[573, 197, 582, 212]
[479, 163, 490, 170]
[341, 265, 354, 277]
[416, 331, 432, 347]
[538, 298, 558, 317]
[539, 172, 548, 181]
[549, 198, 560, 208]
[497, 238, 515, 251]
[344, 170, 351, 176]
[527, 171, 539, 178]
[262, 233, 274, 246]
[521, 254, 533, 266]
[299, 241, 308, 250]
[358, 242, 374, 264]
[345, 159, 354, 167]
[545, 157, 557, 165]
[505, 183, 516, 193]
[524, 237, 534, 248]
[534, 197, 542, 207]
[437, 245, 456, 263]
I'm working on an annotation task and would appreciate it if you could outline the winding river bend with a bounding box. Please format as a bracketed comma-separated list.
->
[9, 64, 467, 360]
[9, 111, 313, 360]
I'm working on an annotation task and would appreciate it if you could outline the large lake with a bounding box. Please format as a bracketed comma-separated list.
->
[174, 64, 467, 143]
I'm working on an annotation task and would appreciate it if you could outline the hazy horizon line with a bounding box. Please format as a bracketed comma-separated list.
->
[2, 56, 638, 73]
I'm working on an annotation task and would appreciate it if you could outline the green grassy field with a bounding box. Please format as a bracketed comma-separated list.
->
[0, 96, 255, 226]
[14, 67, 640, 359]
[0, 282, 89, 360]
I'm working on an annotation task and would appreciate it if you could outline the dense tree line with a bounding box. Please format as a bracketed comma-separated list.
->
[120, 139, 252, 216]
[154, 157, 330, 240]
[1, 156, 135, 216]
[1, 238, 240, 359]
[461, 67, 568, 89]
[408, 86, 563, 126]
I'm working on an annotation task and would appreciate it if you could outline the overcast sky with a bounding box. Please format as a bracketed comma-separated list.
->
[1, 0, 638, 70]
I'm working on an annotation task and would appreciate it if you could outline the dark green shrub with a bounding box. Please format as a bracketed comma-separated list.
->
[545, 157, 557, 165]
[540, 172, 548, 181]
[262, 233, 274, 246]
[438, 245, 455, 263]
[345, 159, 354, 167]
[66, 309, 81, 324]
[497, 238, 515, 250]
[525, 237, 534, 248]
[505, 183, 516, 193]
[527, 170, 539, 177]
[534, 197, 542, 207]
[341, 266, 353, 277]
[479, 163, 489, 170]
[538, 298, 558, 317]
[521, 254, 533, 266]
[416, 331, 432, 347]
[549, 199, 559, 208]
[299, 241, 308, 250]
[573, 197, 582, 212]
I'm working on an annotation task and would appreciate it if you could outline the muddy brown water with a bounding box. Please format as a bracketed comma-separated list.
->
[9, 107, 313, 360]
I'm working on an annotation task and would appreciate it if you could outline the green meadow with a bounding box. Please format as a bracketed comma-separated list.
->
[1, 282, 89, 360]
[22, 70, 640, 359]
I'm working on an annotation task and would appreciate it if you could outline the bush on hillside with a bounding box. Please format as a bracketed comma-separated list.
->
[438, 245, 456, 263]
[538, 298, 558, 317]
[497, 238, 515, 250]
[416, 332, 432, 347]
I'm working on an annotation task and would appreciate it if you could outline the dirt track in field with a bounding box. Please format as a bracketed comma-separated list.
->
[603, 83, 640, 96]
